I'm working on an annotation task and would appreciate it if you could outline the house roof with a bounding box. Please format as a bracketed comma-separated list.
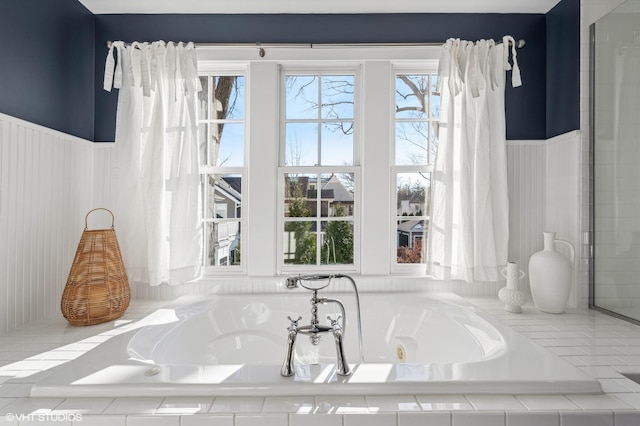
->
[397, 219, 425, 233]
[215, 177, 242, 203]
[322, 175, 354, 203]
[222, 176, 242, 194]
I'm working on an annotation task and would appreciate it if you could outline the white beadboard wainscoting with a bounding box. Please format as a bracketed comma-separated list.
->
[0, 112, 583, 333]
[506, 141, 546, 298]
[0, 113, 105, 334]
[507, 131, 583, 308]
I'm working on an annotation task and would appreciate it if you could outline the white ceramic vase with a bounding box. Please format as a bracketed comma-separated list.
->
[528, 232, 575, 314]
[498, 262, 527, 313]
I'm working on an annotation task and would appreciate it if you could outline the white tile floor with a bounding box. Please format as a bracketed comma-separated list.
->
[1, 296, 640, 425]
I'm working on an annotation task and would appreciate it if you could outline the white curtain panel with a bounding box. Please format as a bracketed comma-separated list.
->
[104, 41, 202, 286]
[426, 36, 522, 283]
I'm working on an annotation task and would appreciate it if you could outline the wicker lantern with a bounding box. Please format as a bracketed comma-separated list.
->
[61, 208, 130, 326]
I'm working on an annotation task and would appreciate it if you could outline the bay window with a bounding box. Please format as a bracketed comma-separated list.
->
[196, 47, 439, 278]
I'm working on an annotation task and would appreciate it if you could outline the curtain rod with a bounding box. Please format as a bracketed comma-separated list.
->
[106, 39, 526, 52]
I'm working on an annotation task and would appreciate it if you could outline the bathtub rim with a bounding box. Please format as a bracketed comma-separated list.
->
[29, 291, 604, 397]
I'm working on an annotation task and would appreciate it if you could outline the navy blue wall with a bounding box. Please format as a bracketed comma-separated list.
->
[94, 13, 547, 141]
[546, 0, 580, 138]
[0, 1, 580, 143]
[0, 0, 94, 140]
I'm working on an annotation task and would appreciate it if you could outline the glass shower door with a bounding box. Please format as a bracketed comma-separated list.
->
[591, 0, 640, 322]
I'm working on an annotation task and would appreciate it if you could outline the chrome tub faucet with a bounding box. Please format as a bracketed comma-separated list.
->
[280, 274, 363, 377]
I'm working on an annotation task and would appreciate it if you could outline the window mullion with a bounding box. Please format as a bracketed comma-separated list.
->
[316, 77, 322, 265]
[317, 74, 323, 167]
[316, 174, 322, 265]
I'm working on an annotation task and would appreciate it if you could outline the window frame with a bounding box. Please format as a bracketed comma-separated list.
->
[391, 65, 439, 275]
[277, 66, 362, 274]
[198, 63, 249, 276]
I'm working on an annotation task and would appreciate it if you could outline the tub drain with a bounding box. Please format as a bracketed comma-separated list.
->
[144, 367, 161, 377]
[396, 344, 406, 362]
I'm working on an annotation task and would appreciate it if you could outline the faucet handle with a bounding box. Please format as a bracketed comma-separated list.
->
[327, 315, 342, 327]
[287, 316, 302, 325]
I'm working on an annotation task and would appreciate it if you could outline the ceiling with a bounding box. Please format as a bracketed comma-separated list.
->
[77, 0, 563, 15]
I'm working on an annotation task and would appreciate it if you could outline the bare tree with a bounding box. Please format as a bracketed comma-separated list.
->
[395, 74, 439, 165]
[209, 76, 239, 166]
[396, 75, 427, 115]
[286, 75, 354, 136]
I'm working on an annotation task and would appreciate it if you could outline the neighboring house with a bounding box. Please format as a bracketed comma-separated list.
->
[283, 174, 355, 262]
[322, 174, 355, 216]
[397, 191, 425, 216]
[397, 219, 425, 250]
[208, 176, 242, 266]
[284, 174, 354, 218]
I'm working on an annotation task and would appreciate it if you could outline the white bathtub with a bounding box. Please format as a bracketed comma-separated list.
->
[31, 291, 602, 397]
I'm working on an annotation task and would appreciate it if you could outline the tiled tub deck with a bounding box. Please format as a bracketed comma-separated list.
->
[1, 296, 640, 426]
